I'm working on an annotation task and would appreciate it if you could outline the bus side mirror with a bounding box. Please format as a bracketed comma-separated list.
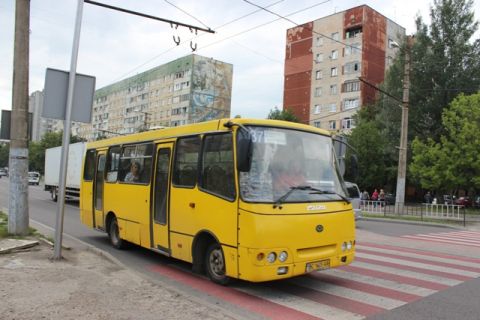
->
[350, 154, 359, 180]
[237, 129, 252, 172]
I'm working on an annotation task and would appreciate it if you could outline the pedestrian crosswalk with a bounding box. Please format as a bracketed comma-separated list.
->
[149, 239, 480, 320]
[401, 230, 480, 247]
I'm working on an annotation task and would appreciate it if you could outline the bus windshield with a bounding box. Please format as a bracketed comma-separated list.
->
[239, 126, 347, 203]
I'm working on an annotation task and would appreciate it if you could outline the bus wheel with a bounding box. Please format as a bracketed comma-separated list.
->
[205, 243, 229, 285]
[108, 217, 125, 249]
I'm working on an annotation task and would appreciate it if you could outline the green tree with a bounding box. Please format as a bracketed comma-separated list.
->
[0, 143, 9, 168]
[267, 107, 299, 122]
[410, 93, 480, 194]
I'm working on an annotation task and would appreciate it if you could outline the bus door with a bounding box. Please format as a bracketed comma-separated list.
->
[151, 143, 173, 253]
[93, 151, 106, 230]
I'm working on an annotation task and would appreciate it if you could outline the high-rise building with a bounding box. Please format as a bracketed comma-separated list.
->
[76, 54, 233, 141]
[283, 5, 405, 132]
[28, 90, 62, 141]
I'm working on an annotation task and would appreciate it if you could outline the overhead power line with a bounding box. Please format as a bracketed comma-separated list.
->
[163, 0, 210, 29]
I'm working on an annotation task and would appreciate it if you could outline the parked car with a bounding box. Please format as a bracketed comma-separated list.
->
[345, 182, 362, 220]
[443, 195, 455, 205]
[0, 168, 7, 177]
[454, 196, 472, 207]
[28, 172, 40, 185]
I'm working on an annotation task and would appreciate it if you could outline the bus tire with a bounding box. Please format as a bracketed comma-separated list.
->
[205, 243, 229, 285]
[108, 217, 125, 249]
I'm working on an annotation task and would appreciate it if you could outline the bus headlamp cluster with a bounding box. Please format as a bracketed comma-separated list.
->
[341, 241, 354, 252]
[257, 251, 289, 264]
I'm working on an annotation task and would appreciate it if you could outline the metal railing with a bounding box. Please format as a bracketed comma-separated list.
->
[360, 201, 467, 226]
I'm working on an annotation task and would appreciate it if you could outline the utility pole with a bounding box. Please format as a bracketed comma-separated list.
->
[8, 0, 30, 235]
[395, 35, 414, 214]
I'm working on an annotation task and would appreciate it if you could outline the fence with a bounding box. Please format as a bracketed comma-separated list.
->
[360, 201, 467, 226]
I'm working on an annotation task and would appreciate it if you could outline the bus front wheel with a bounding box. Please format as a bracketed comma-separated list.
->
[108, 217, 125, 249]
[205, 243, 229, 285]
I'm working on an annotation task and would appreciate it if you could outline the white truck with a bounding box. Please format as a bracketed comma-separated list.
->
[44, 142, 86, 201]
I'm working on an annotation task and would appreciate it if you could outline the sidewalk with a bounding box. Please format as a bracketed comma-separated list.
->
[0, 237, 234, 320]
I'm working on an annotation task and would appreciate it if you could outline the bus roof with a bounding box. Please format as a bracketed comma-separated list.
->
[86, 118, 332, 149]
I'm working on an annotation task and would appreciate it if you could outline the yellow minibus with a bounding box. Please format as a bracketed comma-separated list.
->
[80, 118, 355, 284]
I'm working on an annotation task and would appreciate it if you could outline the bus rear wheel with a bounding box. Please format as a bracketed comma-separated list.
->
[205, 243, 229, 285]
[108, 217, 125, 249]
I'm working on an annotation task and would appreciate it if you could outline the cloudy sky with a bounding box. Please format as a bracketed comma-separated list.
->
[1, 0, 479, 119]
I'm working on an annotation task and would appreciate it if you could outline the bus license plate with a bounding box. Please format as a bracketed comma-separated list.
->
[306, 259, 330, 272]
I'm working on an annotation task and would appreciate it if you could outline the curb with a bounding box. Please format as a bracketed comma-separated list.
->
[359, 216, 468, 230]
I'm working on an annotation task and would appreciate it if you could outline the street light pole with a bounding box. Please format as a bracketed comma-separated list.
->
[395, 35, 413, 213]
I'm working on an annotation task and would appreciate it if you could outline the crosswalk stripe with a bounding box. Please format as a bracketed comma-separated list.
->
[323, 269, 436, 297]
[292, 276, 407, 309]
[359, 242, 480, 263]
[402, 235, 480, 248]
[347, 261, 460, 287]
[308, 272, 421, 302]
[236, 285, 363, 320]
[408, 233, 480, 244]
[355, 252, 479, 279]
[355, 246, 480, 272]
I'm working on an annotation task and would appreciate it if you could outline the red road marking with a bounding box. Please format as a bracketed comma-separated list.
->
[356, 248, 480, 273]
[309, 272, 421, 302]
[355, 257, 472, 281]
[340, 265, 449, 290]
[359, 242, 480, 264]
[149, 264, 322, 320]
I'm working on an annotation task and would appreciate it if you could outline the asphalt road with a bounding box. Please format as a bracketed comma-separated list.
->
[1, 178, 479, 320]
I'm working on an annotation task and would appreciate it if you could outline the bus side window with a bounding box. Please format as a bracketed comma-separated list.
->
[83, 149, 96, 181]
[201, 133, 235, 200]
[173, 136, 200, 188]
[106, 146, 121, 182]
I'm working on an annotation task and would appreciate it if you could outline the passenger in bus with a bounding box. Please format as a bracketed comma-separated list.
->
[125, 161, 141, 182]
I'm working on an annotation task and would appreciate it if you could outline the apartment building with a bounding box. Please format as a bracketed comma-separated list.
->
[76, 54, 233, 141]
[28, 90, 62, 141]
[283, 5, 405, 133]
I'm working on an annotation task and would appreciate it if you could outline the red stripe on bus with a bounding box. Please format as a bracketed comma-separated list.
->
[340, 265, 449, 290]
[357, 248, 480, 273]
[355, 257, 472, 281]
[273, 282, 385, 317]
[359, 242, 480, 264]
[309, 273, 421, 302]
[149, 265, 322, 320]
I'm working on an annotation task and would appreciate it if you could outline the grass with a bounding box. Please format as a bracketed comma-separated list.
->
[0, 211, 38, 240]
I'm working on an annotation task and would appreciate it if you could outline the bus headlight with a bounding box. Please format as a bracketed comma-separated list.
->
[278, 251, 288, 262]
[341, 242, 347, 252]
[266, 252, 277, 263]
[347, 241, 352, 250]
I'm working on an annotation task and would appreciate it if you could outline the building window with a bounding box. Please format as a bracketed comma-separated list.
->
[313, 121, 321, 128]
[315, 53, 323, 63]
[342, 118, 356, 129]
[315, 36, 323, 47]
[331, 50, 338, 60]
[331, 32, 339, 42]
[345, 27, 362, 39]
[342, 80, 360, 92]
[314, 87, 322, 97]
[388, 38, 396, 48]
[330, 84, 337, 95]
[344, 98, 360, 110]
[345, 43, 361, 56]
[314, 105, 321, 114]
[329, 120, 336, 130]
[329, 103, 336, 112]
[331, 67, 338, 77]
[344, 61, 360, 74]
[315, 70, 323, 80]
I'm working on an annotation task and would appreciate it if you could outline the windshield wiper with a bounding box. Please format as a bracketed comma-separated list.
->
[273, 185, 321, 208]
[309, 190, 350, 204]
